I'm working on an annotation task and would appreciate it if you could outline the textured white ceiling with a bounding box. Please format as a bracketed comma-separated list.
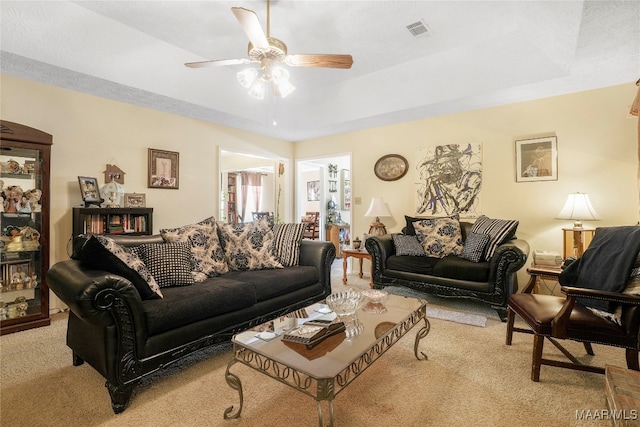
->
[1, 1, 638, 141]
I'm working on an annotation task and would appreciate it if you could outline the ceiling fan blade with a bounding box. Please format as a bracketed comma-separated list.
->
[285, 54, 353, 69]
[231, 7, 269, 50]
[185, 58, 251, 68]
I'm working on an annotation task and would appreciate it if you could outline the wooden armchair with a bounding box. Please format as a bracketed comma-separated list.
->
[302, 211, 320, 240]
[252, 212, 273, 222]
[506, 226, 640, 381]
[506, 285, 640, 381]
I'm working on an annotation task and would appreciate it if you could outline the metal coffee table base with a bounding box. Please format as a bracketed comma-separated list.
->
[224, 310, 429, 426]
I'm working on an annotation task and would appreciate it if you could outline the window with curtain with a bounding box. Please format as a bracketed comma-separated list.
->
[238, 171, 263, 223]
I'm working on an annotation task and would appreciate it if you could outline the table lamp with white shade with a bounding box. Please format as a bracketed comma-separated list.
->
[555, 192, 601, 258]
[365, 197, 392, 235]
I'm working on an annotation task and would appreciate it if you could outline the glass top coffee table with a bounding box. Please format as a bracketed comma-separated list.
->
[223, 294, 429, 426]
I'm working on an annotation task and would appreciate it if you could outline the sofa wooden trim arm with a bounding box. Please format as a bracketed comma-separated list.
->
[47, 238, 335, 414]
[366, 234, 529, 321]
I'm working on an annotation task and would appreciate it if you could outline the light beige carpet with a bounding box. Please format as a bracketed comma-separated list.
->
[0, 261, 627, 426]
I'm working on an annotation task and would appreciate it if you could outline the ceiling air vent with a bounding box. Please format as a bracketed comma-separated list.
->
[406, 20, 430, 37]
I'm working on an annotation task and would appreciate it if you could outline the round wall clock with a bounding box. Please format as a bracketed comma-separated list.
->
[374, 154, 408, 181]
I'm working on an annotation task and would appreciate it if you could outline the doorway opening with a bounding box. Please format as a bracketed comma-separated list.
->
[297, 154, 351, 255]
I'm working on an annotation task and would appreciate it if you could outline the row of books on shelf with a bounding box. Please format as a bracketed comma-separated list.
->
[83, 214, 148, 234]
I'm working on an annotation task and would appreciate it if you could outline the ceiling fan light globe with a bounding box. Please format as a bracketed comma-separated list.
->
[248, 79, 266, 99]
[273, 80, 295, 98]
[237, 68, 258, 88]
[271, 66, 290, 83]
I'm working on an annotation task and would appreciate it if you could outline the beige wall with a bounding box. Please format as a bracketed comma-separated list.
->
[296, 82, 639, 287]
[1, 75, 293, 309]
[2, 74, 638, 304]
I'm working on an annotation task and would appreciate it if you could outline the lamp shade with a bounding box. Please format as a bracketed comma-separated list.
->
[365, 197, 391, 218]
[101, 179, 126, 208]
[556, 192, 600, 228]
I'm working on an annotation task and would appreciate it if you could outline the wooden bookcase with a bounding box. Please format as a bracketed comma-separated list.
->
[72, 207, 153, 237]
[226, 172, 238, 224]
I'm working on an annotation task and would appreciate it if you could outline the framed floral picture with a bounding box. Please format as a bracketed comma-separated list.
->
[148, 148, 179, 189]
[515, 136, 558, 182]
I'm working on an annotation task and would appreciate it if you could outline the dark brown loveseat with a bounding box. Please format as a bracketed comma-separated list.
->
[47, 232, 335, 414]
[366, 219, 529, 321]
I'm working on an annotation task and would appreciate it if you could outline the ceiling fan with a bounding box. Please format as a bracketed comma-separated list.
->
[185, 0, 353, 99]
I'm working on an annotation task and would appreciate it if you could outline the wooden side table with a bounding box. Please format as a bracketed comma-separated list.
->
[342, 249, 372, 288]
[524, 266, 562, 294]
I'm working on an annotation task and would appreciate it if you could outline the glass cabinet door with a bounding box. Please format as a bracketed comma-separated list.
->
[1, 121, 51, 334]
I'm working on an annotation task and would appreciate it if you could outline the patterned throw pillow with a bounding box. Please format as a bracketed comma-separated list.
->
[392, 234, 425, 256]
[460, 232, 491, 262]
[134, 242, 195, 288]
[470, 215, 519, 261]
[217, 218, 283, 271]
[72, 234, 163, 299]
[413, 215, 464, 258]
[160, 216, 228, 281]
[271, 223, 306, 266]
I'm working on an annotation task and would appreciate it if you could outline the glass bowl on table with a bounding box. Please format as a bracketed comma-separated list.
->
[325, 288, 367, 319]
[361, 289, 388, 314]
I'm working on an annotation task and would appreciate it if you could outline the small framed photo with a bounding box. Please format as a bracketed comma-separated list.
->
[124, 193, 146, 208]
[515, 136, 558, 182]
[6, 261, 30, 286]
[148, 148, 179, 189]
[307, 180, 320, 201]
[78, 176, 102, 206]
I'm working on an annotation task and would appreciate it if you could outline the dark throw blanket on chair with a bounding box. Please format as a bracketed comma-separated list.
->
[559, 226, 640, 313]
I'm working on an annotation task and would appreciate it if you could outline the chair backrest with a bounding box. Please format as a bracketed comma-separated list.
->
[302, 212, 320, 239]
[252, 211, 273, 221]
[304, 211, 320, 225]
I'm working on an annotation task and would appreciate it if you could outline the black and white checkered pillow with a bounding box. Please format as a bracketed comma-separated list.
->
[160, 216, 228, 281]
[134, 242, 195, 288]
[271, 223, 306, 266]
[392, 234, 425, 256]
[470, 215, 519, 261]
[460, 232, 490, 262]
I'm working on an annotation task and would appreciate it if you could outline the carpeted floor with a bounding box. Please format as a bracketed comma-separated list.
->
[0, 260, 627, 426]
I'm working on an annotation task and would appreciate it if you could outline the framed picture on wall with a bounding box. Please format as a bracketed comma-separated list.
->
[374, 154, 408, 181]
[307, 180, 320, 201]
[341, 169, 351, 210]
[148, 148, 179, 189]
[515, 136, 558, 182]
